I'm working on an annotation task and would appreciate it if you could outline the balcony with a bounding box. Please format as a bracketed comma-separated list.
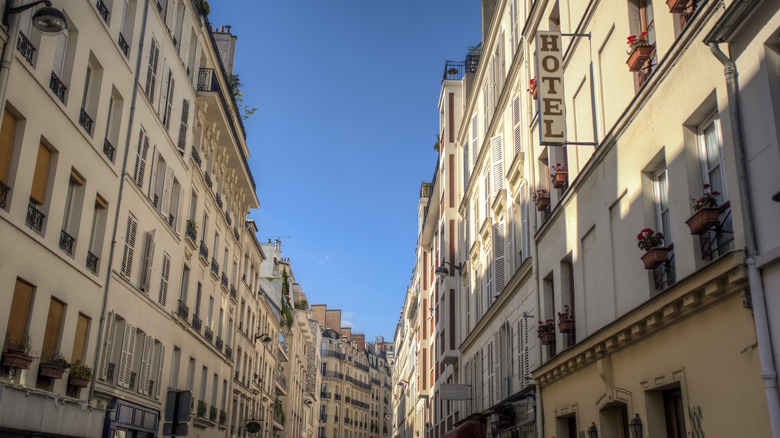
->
[103, 138, 115, 162]
[26, 203, 45, 232]
[185, 220, 197, 244]
[16, 32, 35, 65]
[199, 241, 209, 262]
[442, 60, 465, 82]
[323, 370, 344, 380]
[191, 314, 202, 332]
[210, 258, 219, 276]
[59, 229, 75, 254]
[320, 392, 331, 399]
[219, 410, 227, 425]
[177, 300, 189, 319]
[215, 193, 223, 209]
[79, 109, 94, 136]
[204, 171, 212, 188]
[354, 362, 369, 372]
[334, 393, 341, 401]
[191, 146, 202, 167]
[215, 336, 223, 351]
[220, 272, 228, 288]
[225, 211, 231, 226]
[233, 227, 239, 241]
[204, 326, 213, 342]
[95, 0, 109, 22]
[322, 349, 346, 360]
[230, 284, 237, 300]
[0, 181, 8, 208]
[225, 344, 232, 360]
[86, 251, 99, 273]
[118, 33, 129, 57]
[49, 71, 66, 103]
[209, 406, 217, 422]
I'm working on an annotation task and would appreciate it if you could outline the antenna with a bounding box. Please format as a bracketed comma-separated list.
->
[262, 235, 291, 241]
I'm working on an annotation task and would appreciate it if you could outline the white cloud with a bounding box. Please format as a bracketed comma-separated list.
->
[342, 320, 354, 328]
[342, 311, 356, 319]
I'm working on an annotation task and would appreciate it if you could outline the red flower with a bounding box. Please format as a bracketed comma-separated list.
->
[712, 191, 721, 196]
[702, 183, 710, 188]
[637, 233, 644, 239]
[642, 228, 653, 233]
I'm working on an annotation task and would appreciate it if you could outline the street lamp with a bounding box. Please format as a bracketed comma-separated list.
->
[629, 414, 643, 438]
[255, 333, 272, 344]
[587, 422, 598, 438]
[3, 0, 67, 34]
[434, 260, 463, 280]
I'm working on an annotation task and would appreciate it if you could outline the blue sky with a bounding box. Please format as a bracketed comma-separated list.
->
[209, 1, 482, 340]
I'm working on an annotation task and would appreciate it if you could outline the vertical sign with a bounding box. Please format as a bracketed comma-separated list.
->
[536, 31, 566, 145]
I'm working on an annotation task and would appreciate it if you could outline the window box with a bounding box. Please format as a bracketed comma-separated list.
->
[558, 320, 575, 333]
[552, 171, 567, 189]
[2, 349, 33, 370]
[641, 246, 670, 269]
[39, 364, 65, 379]
[666, 0, 689, 13]
[69, 375, 90, 388]
[686, 206, 720, 234]
[536, 197, 550, 211]
[627, 45, 654, 72]
[539, 332, 555, 345]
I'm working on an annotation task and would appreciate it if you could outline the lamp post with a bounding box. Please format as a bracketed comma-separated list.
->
[587, 422, 598, 438]
[629, 414, 643, 438]
[434, 260, 463, 280]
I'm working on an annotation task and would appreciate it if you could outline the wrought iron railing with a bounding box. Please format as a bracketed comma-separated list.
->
[215, 193, 223, 209]
[79, 108, 94, 136]
[209, 406, 217, 422]
[320, 392, 331, 399]
[230, 284, 237, 299]
[225, 345, 232, 360]
[177, 300, 189, 319]
[197, 400, 207, 417]
[16, 31, 35, 65]
[0, 181, 10, 208]
[698, 202, 734, 261]
[653, 246, 676, 291]
[103, 138, 115, 162]
[275, 369, 286, 390]
[86, 251, 99, 272]
[211, 258, 219, 275]
[220, 272, 228, 288]
[219, 410, 227, 425]
[118, 33, 129, 57]
[59, 229, 75, 254]
[96, 0, 109, 22]
[442, 60, 465, 82]
[215, 336, 223, 351]
[334, 393, 341, 400]
[191, 146, 201, 166]
[233, 227, 239, 241]
[322, 350, 346, 360]
[26, 203, 45, 231]
[679, 0, 701, 30]
[204, 171, 212, 188]
[354, 362, 369, 372]
[324, 370, 344, 380]
[191, 314, 202, 332]
[225, 211, 231, 225]
[185, 221, 197, 242]
[49, 71, 67, 103]
[204, 326, 213, 342]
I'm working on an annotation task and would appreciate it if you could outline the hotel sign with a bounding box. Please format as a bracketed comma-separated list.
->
[536, 31, 566, 145]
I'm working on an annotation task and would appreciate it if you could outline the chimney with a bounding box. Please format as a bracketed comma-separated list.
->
[212, 25, 238, 76]
[481, 0, 497, 41]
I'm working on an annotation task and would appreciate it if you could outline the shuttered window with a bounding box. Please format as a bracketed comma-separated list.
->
[116, 321, 136, 389]
[513, 95, 522, 156]
[4, 279, 34, 351]
[30, 143, 51, 205]
[0, 109, 17, 184]
[71, 313, 89, 363]
[159, 252, 171, 306]
[519, 181, 530, 264]
[162, 71, 175, 129]
[41, 298, 65, 359]
[120, 214, 138, 278]
[145, 39, 159, 102]
[493, 220, 506, 296]
[133, 129, 149, 188]
[141, 230, 155, 292]
[99, 311, 116, 381]
[491, 134, 504, 195]
[178, 99, 189, 154]
[138, 333, 154, 395]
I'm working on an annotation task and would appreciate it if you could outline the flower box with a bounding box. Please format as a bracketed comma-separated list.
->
[686, 207, 720, 234]
[536, 197, 550, 211]
[2, 349, 33, 370]
[666, 0, 690, 13]
[39, 364, 65, 379]
[627, 45, 654, 72]
[69, 376, 90, 388]
[552, 171, 568, 189]
[641, 247, 669, 269]
[540, 332, 555, 345]
[558, 320, 575, 333]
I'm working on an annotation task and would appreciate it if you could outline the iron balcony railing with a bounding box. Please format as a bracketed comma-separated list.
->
[354, 362, 369, 372]
[442, 60, 466, 82]
[26, 203, 45, 231]
[230, 284, 237, 300]
[321, 349, 345, 360]
[16, 31, 35, 65]
[209, 406, 217, 422]
[103, 138, 115, 162]
[334, 393, 341, 401]
[219, 410, 227, 425]
[211, 258, 219, 275]
[323, 370, 343, 380]
[191, 314, 202, 332]
[215, 193, 223, 209]
[204, 326, 213, 342]
[59, 229, 75, 254]
[233, 227, 239, 241]
[79, 108, 94, 136]
[86, 251, 99, 273]
[225, 211, 231, 226]
[220, 272, 228, 288]
[320, 392, 331, 399]
[204, 171, 212, 188]
[49, 71, 66, 102]
[118, 33, 129, 57]
[177, 300, 189, 319]
[185, 221, 197, 242]
[0, 181, 9, 208]
[191, 146, 201, 166]
[96, 0, 109, 22]
[225, 344, 232, 360]
[199, 241, 209, 260]
[215, 336, 223, 351]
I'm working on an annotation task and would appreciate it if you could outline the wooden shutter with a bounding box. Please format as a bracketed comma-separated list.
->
[486, 342, 494, 407]
[138, 333, 153, 395]
[71, 314, 89, 363]
[513, 95, 522, 155]
[117, 322, 136, 388]
[520, 181, 529, 263]
[493, 331, 501, 404]
[145, 40, 159, 101]
[161, 167, 173, 217]
[100, 311, 116, 381]
[141, 230, 155, 292]
[463, 141, 469, 191]
[516, 319, 525, 390]
[164, 76, 175, 129]
[471, 115, 478, 167]
[178, 99, 189, 154]
[121, 214, 138, 277]
[134, 130, 149, 188]
[30, 143, 51, 204]
[0, 109, 17, 183]
[491, 134, 504, 194]
[159, 252, 170, 306]
[6, 279, 33, 348]
[155, 343, 165, 399]
[493, 220, 505, 295]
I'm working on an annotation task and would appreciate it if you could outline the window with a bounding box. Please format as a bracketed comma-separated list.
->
[207, 296, 214, 327]
[0, 109, 18, 205]
[161, 70, 175, 129]
[653, 167, 671, 246]
[140, 230, 156, 292]
[30, 142, 51, 206]
[103, 92, 123, 161]
[51, 29, 69, 90]
[133, 129, 149, 188]
[118, 0, 131, 56]
[159, 252, 171, 306]
[178, 99, 189, 154]
[37, 298, 65, 388]
[186, 357, 195, 391]
[169, 346, 181, 389]
[71, 313, 90, 363]
[179, 264, 189, 304]
[87, 195, 108, 272]
[145, 39, 160, 102]
[194, 282, 202, 317]
[200, 366, 208, 401]
[80, 56, 103, 136]
[628, 0, 657, 87]
[697, 115, 732, 257]
[61, 169, 85, 255]
[3, 279, 34, 351]
[120, 214, 138, 278]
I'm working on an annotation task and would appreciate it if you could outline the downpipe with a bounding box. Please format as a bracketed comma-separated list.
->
[709, 42, 780, 436]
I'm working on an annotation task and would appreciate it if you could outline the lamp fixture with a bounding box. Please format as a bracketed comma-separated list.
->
[254, 333, 272, 343]
[435, 260, 463, 279]
[587, 422, 598, 438]
[396, 379, 409, 387]
[4, 0, 67, 35]
[628, 414, 642, 438]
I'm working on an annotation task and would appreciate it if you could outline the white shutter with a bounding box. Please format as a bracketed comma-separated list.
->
[156, 343, 166, 399]
[513, 95, 522, 156]
[179, 15, 191, 58]
[138, 334, 153, 395]
[520, 181, 529, 263]
[463, 141, 469, 191]
[486, 342, 494, 407]
[507, 204, 515, 272]
[146, 40, 159, 101]
[117, 322, 136, 389]
[134, 130, 149, 188]
[510, 0, 518, 55]
[161, 167, 173, 217]
[165, 0, 174, 30]
[159, 252, 170, 306]
[100, 311, 116, 381]
[517, 320, 525, 390]
[178, 100, 190, 154]
[471, 115, 479, 167]
[165, 77, 175, 129]
[482, 83, 489, 135]
[141, 230, 155, 292]
[493, 331, 501, 404]
[493, 221, 506, 295]
[121, 214, 138, 278]
[491, 134, 504, 194]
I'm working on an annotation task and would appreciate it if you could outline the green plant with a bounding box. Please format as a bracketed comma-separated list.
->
[280, 270, 293, 330]
[294, 298, 308, 311]
[637, 228, 665, 251]
[40, 351, 70, 370]
[69, 360, 92, 379]
[433, 134, 441, 152]
[692, 183, 721, 211]
[557, 305, 573, 323]
[537, 319, 555, 336]
[187, 219, 198, 229]
[5, 331, 35, 357]
[227, 74, 257, 120]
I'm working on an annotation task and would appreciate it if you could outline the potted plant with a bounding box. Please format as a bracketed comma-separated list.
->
[2, 332, 36, 370]
[533, 189, 550, 211]
[527, 77, 538, 100]
[666, 0, 690, 13]
[557, 305, 575, 333]
[39, 351, 70, 379]
[686, 184, 721, 234]
[551, 163, 568, 188]
[68, 360, 92, 387]
[626, 31, 654, 72]
[637, 228, 669, 269]
[537, 319, 555, 345]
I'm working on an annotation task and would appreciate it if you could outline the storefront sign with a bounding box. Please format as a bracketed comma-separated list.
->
[536, 30, 567, 145]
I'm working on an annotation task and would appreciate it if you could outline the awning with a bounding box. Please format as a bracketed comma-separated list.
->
[442, 420, 482, 438]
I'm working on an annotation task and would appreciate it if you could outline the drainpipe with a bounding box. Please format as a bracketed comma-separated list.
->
[708, 42, 780, 436]
[0, 2, 22, 122]
[88, 0, 150, 402]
